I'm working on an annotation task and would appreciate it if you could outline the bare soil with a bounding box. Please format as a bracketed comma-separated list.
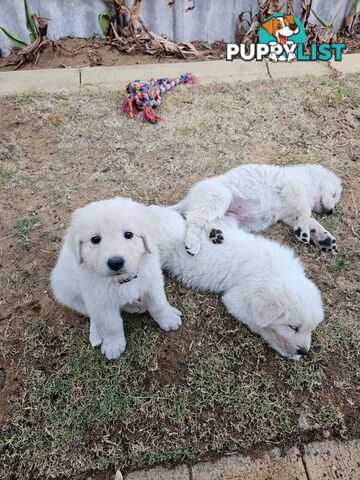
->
[0, 37, 223, 71]
[0, 35, 359, 72]
[0, 73, 359, 480]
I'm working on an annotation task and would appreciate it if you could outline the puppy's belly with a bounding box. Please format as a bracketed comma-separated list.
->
[225, 195, 273, 231]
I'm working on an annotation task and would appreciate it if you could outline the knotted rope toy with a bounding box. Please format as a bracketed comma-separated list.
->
[122, 73, 195, 124]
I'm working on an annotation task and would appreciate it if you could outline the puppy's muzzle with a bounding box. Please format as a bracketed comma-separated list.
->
[297, 347, 309, 356]
[107, 256, 125, 272]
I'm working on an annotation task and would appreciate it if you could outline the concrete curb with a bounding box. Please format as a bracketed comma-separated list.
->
[0, 54, 359, 96]
[123, 439, 360, 480]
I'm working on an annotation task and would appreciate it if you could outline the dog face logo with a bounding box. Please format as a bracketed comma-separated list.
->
[261, 15, 299, 45]
[258, 13, 306, 63]
[226, 12, 345, 62]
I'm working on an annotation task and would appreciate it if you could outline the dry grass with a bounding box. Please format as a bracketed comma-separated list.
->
[0, 73, 359, 480]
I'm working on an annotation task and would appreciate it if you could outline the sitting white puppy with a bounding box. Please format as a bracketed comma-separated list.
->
[148, 205, 324, 360]
[174, 163, 342, 256]
[50, 197, 182, 360]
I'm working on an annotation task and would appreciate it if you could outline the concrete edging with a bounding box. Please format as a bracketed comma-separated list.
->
[123, 439, 360, 480]
[0, 54, 359, 96]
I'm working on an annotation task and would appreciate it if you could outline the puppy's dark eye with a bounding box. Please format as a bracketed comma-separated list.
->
[124, 231, 133, 239]
[289, 325, 299, 332]
[332, 193, 336, 198]
[91, 235, 101, 244]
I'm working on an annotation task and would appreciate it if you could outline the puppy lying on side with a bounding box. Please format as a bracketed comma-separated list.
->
[174, 163, 341, 256]
[50, 198, 182, 360]
[148, 205, 324, 360]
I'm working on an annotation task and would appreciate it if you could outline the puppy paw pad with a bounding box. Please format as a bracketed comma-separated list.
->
[209, 228, 224, 245]
[319, 237, 332, 248]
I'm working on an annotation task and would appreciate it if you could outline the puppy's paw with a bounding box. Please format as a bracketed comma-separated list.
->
[101, 337, 127, 360]
[184, 232, 201, 256]
[89, 322, 102, 347]
[294, 225, 310, 244]
[123, 300, 147, 314]
[208, 228, 224, 245]
[155, 306, 182, 332]
[310, 228, 337, 253]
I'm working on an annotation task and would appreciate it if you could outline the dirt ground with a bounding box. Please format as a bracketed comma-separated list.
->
[0, 35, 359, 71]
[0, 73, 359, 480]
[0, 37, 221, 71]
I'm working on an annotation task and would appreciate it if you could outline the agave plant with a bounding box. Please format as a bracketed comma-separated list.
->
[1, 0, 55, 68]
[0, 0, 37, 48]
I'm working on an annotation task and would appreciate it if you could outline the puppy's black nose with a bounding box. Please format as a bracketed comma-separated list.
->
[289, 23, 298, 31]
[107, 256, 125, 271]
[325, 208, 334, 215]
[297, 348, 309, 356]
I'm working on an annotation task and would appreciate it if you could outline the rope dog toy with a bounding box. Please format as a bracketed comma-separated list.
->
[122, 73, 195, 124]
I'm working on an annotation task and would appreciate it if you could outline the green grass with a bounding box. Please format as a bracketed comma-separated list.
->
[1, 306, 357, 479]
[13, 215, 42, 242]
[5, 92, 45, 105]
[1, 74, 359, 479]
[329, 256, 350, 272]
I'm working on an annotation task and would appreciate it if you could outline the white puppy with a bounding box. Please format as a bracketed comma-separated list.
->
[174, 163, 342, 256]
[148, 205, 324, 360]
[50, 197, 182, 360]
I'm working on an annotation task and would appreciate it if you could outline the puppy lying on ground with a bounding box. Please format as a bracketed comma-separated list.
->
[148, 205, 324, 360]
[50, 198, 182, 360]
[174, 163, 341, 256]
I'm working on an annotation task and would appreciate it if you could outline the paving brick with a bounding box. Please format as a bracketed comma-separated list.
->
[0, 68, 80, 96]
[191, 447, 307, 480]
[126, 464, 189, 480]
[303, 439, 360, 480]
[330, 53, 360, 74]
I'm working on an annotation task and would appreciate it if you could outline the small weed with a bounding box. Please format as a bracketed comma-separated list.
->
[319, 212, 343, 232]
[51, 188, 72, 207]
[329, 256, 350, 272]
[0, 164, 17, 189]
[13, 215, 42, 242]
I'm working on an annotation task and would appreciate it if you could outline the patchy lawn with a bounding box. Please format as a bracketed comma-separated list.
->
[0, 73, 359, 480]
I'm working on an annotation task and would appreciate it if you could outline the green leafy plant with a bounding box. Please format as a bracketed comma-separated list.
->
[98, 9, 112, 36]
[0, 28, 27, 48]
[311, 9, 337, 31]
[98, 0, 114, 35]
[0, 0, 37, 47]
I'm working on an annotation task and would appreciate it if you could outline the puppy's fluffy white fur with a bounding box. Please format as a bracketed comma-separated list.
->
[148, 205, 324, 360]
[174, 163, 342, 256]
[50, 197, 181, 360]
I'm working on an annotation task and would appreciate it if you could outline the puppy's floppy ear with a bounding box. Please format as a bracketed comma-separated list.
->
[139, 208, 157, 254]
[261, 17, 277, 36]
[251, 295, 287, 328]
[140, 233, 154, 254]
[67, 229, 83, 264]
[67, 210, 84, 264]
